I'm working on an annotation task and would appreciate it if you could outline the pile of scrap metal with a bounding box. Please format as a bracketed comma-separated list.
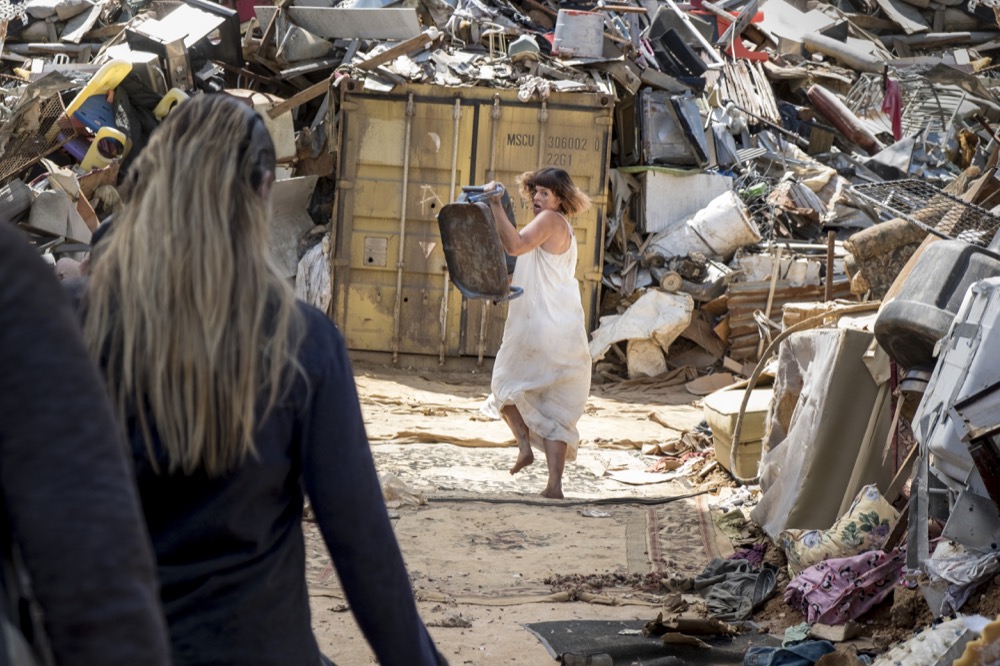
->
[4, 0, 1000, 371]
[0, 0, 335, 288]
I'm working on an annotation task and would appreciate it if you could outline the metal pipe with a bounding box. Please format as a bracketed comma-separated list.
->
[478, 96, 502, 365]
[802, 33, 885, 74]
[391, 93, 416, 364]
[440, 97, 462, 366]
[807, 84, 885, 155]
[477, 301, 491, 367]
[825, 230, 835, 302]
[537, 99, 549, 168]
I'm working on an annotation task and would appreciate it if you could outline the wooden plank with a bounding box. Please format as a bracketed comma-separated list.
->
[355, 28, 437, 71]
[268, 75, 332, 118]
[885, 438, 919, 505]
[883, 504, 909, 552]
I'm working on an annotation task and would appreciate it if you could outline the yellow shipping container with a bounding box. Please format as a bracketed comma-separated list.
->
[332, 80, 614, 365]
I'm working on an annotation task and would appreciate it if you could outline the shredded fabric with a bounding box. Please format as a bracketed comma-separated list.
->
[881, 79, 903, 142]
[923, 540, 1000, 615]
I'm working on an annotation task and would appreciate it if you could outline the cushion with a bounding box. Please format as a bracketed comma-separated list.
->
[779, 484, 898, 576]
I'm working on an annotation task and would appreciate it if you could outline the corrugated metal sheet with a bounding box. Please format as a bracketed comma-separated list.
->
[726, 278, 854, 361]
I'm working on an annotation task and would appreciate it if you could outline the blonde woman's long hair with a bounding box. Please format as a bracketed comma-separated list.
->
[84, 94, 303, 476]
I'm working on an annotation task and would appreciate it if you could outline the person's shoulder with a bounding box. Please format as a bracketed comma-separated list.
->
[294, 301, 349, 367]
[539, 209, 568, 225]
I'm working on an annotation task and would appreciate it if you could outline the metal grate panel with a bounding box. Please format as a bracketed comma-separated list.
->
[851, 179, 1000, 249]
[0, 94, 76, 183]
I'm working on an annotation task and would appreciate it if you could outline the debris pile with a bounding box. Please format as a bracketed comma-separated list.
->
[4, 0, 1000, 656]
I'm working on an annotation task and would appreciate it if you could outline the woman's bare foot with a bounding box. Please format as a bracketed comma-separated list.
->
[502, 405, 535, 475]
[540, 438, 567, 499]
[509, 447, 534, 475]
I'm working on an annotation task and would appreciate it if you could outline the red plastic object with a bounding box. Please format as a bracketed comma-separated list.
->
[235, 0, 265, 23]
[714, 13, 768, 61]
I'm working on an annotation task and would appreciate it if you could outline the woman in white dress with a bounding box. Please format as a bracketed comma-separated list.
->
[482, 168, 592, 499]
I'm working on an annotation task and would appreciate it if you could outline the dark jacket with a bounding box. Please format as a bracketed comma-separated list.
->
[0, 223, 171, 666]
[108, 299, 443, 666]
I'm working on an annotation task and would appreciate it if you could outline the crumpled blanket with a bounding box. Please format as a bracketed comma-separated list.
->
[693, 558, 778, 621]
[784, 549, 904, 625]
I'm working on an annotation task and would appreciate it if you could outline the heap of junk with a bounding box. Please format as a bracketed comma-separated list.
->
[3, 0, 1000, 658]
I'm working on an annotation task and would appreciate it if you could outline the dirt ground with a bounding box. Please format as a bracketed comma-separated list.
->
[306, 362, 968, 664]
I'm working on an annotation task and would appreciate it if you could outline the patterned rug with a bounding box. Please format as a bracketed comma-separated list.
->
[304, 443, 731, 595]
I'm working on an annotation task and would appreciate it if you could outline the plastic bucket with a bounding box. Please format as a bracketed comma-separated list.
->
[689, 191, 760, 259]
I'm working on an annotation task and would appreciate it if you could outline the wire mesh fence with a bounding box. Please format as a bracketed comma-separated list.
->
[0, 94, 75, 184]
[851, 179, 1000, 249]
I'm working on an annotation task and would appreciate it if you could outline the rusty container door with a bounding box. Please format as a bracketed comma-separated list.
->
[333, 81, 613, 362]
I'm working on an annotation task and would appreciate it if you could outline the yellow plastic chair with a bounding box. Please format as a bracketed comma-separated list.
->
[80, 127, 130, 171]
[64, 60, 133, 130]
[153, 88, 190, 121]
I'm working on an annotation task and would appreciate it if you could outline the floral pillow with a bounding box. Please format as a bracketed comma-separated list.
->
[779, 484, 898, 576]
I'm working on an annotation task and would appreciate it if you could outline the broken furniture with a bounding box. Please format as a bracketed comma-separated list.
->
[750, 323, 894, 538]
[437, 195, 522, 304]
[61, 59, 133, 168]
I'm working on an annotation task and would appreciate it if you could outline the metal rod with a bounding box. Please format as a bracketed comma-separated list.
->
[391, 93, 415, 364]
[440, 97, 462, 366]
[724, 100, 810, 147]
[477, 301, 490, 367]
[537, 99, 549, 168]
[757, 245, 782, 359]
[477, 97, 503, 366]
[662, 0, 725, 69]
[438, 269, 450, 366]
[487, 95, 500, 182]
[825, 230, 836, 302]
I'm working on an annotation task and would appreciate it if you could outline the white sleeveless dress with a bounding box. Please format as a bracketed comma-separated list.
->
[482, 215, 592, 459]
